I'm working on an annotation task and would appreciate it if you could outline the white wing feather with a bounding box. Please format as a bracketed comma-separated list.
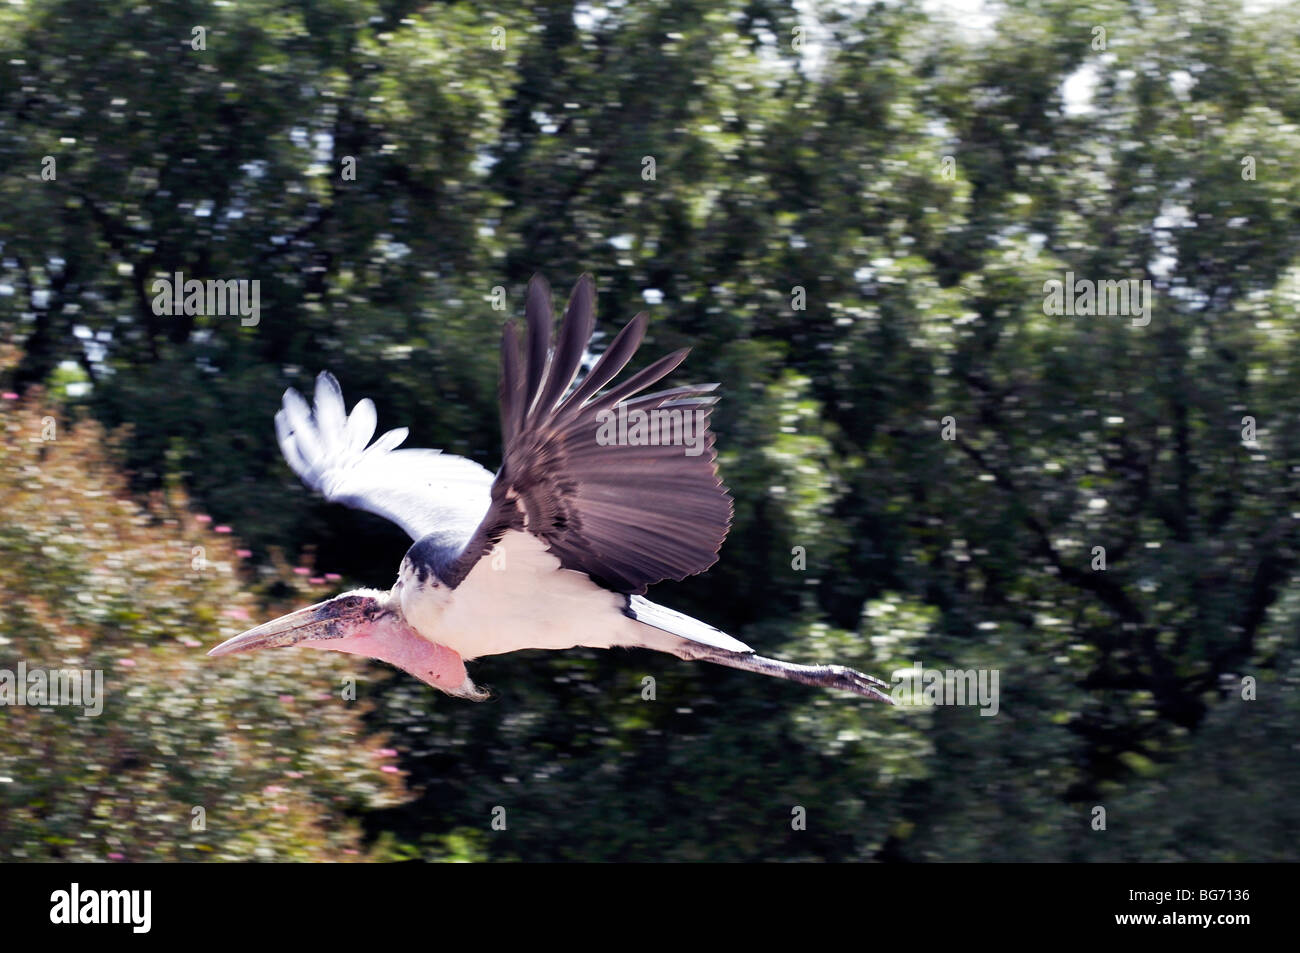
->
[275, 372, 495, 542]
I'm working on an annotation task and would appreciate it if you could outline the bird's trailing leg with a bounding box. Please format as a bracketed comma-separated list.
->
[685, 647, 896, 703]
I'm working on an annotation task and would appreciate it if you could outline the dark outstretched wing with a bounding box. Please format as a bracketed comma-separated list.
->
[276, 372, 495, 543]
[443, 274, 733, 593]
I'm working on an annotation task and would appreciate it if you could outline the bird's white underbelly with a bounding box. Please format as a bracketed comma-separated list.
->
[431, 531, 639, 660]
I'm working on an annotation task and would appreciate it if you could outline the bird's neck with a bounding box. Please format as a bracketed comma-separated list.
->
[398, 575, 452, 641]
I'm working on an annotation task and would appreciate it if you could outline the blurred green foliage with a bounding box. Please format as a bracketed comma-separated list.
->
[0, 368, 412, 860]
[0, 0, 1298, 861]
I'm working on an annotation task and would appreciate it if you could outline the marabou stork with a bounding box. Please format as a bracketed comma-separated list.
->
[209, 276, 894, 704]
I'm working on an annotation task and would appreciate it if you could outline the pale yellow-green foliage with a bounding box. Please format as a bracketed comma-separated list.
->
[0, 388, 409, 861]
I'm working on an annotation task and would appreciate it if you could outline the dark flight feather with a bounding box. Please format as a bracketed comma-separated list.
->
[445, 275, 732, 592]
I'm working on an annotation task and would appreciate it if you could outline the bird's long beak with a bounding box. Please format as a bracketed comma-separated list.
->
[208, 593, 384, 657]
[207, 589, 485, 699]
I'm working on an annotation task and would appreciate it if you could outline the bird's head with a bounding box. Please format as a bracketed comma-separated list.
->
[207, 587, 485, 699]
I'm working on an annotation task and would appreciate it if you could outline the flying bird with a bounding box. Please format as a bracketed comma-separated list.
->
[209, 275, 894, 704]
